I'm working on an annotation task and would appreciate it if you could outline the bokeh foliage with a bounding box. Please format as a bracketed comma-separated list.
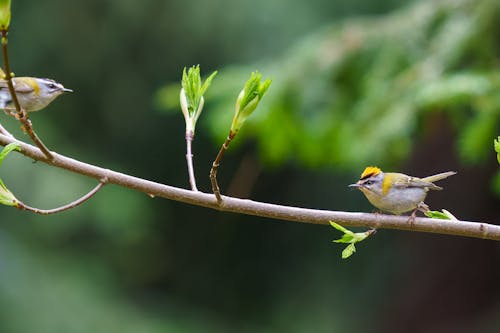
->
[0, 0, 499, 332]
[160, 0, 499, 170]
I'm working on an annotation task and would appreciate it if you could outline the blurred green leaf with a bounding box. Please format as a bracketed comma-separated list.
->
[415, 73, 492, 109]
[154, 0, 500, 172]
[0, 142, 20, 167]
[459, 111, 497, 164]
[0, 0, 11, 30]
[495, 136, 500, 164]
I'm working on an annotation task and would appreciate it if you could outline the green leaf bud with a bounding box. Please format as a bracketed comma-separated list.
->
[0, 0, 10, 30]
[180, 65, 217, 133]
[230, 71, 271, 134]
[0, 178, 17, 206]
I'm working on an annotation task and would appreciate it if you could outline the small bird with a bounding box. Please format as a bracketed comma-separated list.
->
[350, 166, 456, 217]
[0, 68, 72, 113]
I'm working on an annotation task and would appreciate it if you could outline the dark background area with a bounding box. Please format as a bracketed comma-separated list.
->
[0, 0, 499, 332]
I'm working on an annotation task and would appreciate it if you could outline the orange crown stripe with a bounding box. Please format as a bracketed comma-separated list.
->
[360, 166, 381, 179]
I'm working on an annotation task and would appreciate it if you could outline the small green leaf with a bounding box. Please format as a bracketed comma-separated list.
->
[329, 221, 353, 235]
[0, 0, 11, 30]
[425, 210, 448, 219]
[342, 243, 356, 259]
[425, 209, 457, 220]
[0, 142, 20, 167]
[442, 209, 458, 220]
[333, 234, 355, 244]
[0, 178, 17, 206]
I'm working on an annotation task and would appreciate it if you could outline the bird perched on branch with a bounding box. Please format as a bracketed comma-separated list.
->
[350, 166, 456, 218]
[0, 67, 72, 113]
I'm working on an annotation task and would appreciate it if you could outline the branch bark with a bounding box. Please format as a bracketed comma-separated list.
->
[185, 130, 198, 191]
[16, 180, 105, 215]
[210, 133, 235, 203]
[0, 133, 499, 241]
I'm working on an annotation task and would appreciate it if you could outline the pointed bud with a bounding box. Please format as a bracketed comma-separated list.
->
[0, 179, 17, 206]
[0, 142, 19, 166]
[0, 142, 20, 206]
[230, 71, 271, 134]
[0, 0, 11, 30]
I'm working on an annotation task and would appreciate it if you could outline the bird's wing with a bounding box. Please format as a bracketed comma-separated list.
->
[393, 176, 442, 190]
[0, 79, 35, 93]
[12, 79, 35, 93]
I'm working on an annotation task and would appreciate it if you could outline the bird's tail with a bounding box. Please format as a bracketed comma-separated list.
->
[422, 171, 456, 184]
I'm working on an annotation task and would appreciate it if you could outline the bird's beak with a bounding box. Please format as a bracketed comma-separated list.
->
[63, 87, 73, 93]
[348, 183, 361, 188]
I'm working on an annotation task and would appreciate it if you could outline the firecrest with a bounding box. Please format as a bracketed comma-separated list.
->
[350, 166, 456, 216]
[0, 68, 72, 113]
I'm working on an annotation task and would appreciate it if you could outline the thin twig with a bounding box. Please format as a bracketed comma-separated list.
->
[185, 130, 198, 191]
[16, 180, 106, 215]
[210, 132, 235, 204]
[0, 29, 53, 160]
[0, 133, 499, 241]
[0, 122, 13, 138]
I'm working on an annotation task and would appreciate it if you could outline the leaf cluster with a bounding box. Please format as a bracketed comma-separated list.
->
[330, 221, 375, 259]
[180, 65, 217, 133]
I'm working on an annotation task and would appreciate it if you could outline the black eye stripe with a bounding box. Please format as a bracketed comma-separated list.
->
[360, 172, 376, 180]
[40, 79, 59, 90]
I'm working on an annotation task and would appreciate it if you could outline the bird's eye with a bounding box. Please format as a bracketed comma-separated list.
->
[364, 180, 373, 186]
[47, 83, 56, 89]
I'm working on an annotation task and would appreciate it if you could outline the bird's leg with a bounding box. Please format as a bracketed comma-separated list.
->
[407, 202, 429, 225]
[417, 202, 430, 213]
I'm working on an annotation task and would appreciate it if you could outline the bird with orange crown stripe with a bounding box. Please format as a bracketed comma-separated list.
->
[349, 166, 456, 221]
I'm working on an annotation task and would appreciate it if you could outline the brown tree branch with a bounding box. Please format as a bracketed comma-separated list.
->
[0, 132, 499, 241]
[210, 132, 235, 204]
[16, 180, 106, 215]
[0, 122, 13, 137]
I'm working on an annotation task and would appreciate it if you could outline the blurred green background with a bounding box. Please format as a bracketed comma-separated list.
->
[0, 0, 499, 332]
